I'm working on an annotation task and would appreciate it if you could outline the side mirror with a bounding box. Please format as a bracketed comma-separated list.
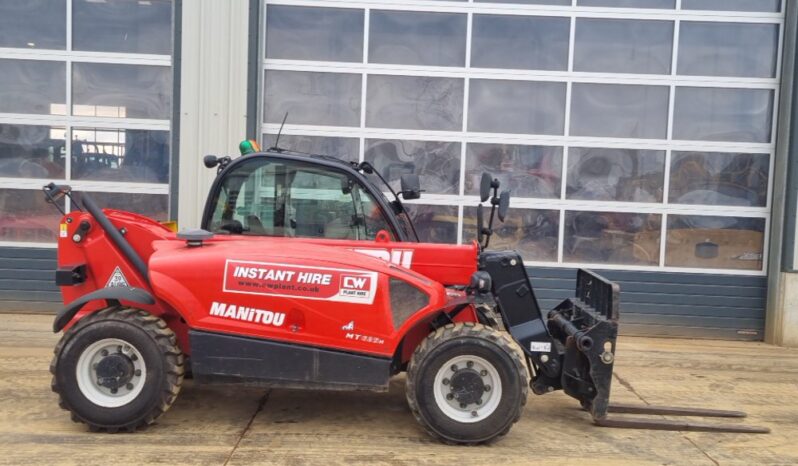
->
[497, 191, 510, 222]
[357, 161, 375, 174]
[400, 173, 422, 200]
[204, 154, 232, 173]
[480, 173, 492, 203]
[477, 204, 484, 244]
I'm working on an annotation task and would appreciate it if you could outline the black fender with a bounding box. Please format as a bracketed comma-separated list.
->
[53, 287, 155, 332]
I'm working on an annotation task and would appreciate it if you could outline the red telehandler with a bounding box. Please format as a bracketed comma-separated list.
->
[44, 143, 768, 443]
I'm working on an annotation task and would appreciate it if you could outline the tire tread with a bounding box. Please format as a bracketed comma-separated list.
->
[50, 307, 185, 432]
[405, 322, 528, 445]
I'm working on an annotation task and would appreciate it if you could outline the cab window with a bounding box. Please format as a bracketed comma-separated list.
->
[207, 158, 394, 240]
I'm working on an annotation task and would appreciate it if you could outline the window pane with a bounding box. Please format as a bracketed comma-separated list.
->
[682, 0, 780, 12]
[263, 134, 359, 161]
[673, 87, 773, 143]
[465, 143, 562, 198]
[357, 186, 395, 240]
[567, 148, 664, 202]
[464, 207, 559, 261]
[366, 75, 463, 131]
[73, 0, 172, 54]
[264, 71, 361, 126]
[365, 139, 461, 195]
[469, 80, 565, 135]
[666, 215, 765, 270]
[669, 152, 769, 207]
[0, 0, 65, 49]
[0, 59, 65, 115]
[405, 204, 458, 244]
[208, 158, 388, 240]
[471, 15, 569, 71]
[574, 19, 673, 75]
[570, 84, 669, 139]
[369, 10, 466, 67]
[72, 63, 171, 119]
[78, 192, 169, 221]
[578, 0, 675, 7]
[70, 128, 169, 183]
[0, 124, 65, 179]
[477, 0, 569, 4]
[291, 169, 362, 239]
[265, 6, 363, 62]
[564, 211, 661, 265]
[678, 22, 778, 78]
[0, 189, 63, 243]
[210, 159, 290, 236]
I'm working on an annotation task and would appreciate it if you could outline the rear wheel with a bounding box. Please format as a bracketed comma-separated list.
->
[50, 307, 184, 432]
[406, 322, 528, 444]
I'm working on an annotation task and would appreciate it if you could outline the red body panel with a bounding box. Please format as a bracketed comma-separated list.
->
[57, 210, 480, 360]
[57, 210, 171, 305]
[206, 235, 479, 287]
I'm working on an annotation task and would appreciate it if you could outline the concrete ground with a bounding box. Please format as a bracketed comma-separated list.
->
[1, 314, 796, 466]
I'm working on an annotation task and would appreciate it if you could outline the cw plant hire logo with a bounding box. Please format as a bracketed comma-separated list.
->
[224, 260, 378, 305]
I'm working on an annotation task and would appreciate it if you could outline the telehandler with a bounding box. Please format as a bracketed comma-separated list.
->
[44, 141, 768, 443]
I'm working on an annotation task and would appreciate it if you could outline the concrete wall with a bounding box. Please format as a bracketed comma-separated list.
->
[771, 274, 798, 346]
[177, 0, 250, 229]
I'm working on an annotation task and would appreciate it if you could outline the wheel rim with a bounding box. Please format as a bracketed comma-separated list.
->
[75, 338, 147, 408]
[432, 354, 502, 423]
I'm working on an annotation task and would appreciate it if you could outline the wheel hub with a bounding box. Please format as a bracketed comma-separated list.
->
[449, 369, 485, 405]
[434, 355, 503, 423]
[96, 353, 135, 390]
[76, 338, 147, 408]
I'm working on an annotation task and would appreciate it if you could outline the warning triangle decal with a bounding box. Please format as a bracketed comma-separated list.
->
[105, 266, 130, 288]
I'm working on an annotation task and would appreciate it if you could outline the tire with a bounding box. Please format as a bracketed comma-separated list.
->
[50, 307, 185, 432]
[405, 322, 529, 445]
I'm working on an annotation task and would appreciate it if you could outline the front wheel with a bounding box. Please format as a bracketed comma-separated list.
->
[50, 307, 185, 432]
[406, 323, 529, 444]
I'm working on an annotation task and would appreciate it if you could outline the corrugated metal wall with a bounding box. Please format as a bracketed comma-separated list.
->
[177, 0, 249, 229]
[530, 267, 766, 341]
[0, 247, 59, 313]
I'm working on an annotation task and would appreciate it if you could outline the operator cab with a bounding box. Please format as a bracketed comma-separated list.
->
[201, 150, 420, 242]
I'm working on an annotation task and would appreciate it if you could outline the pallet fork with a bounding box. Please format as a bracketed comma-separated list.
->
[595, 404, 769, 433]
[550, 270, 769, 434]
[480, 258, 770, 435]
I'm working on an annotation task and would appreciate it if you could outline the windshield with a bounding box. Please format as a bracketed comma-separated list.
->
[364, 171, 418, 242]
[206, 157, 396, 241]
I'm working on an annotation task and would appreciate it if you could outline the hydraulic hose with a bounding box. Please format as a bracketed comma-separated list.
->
[80, 193, 150, 286]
